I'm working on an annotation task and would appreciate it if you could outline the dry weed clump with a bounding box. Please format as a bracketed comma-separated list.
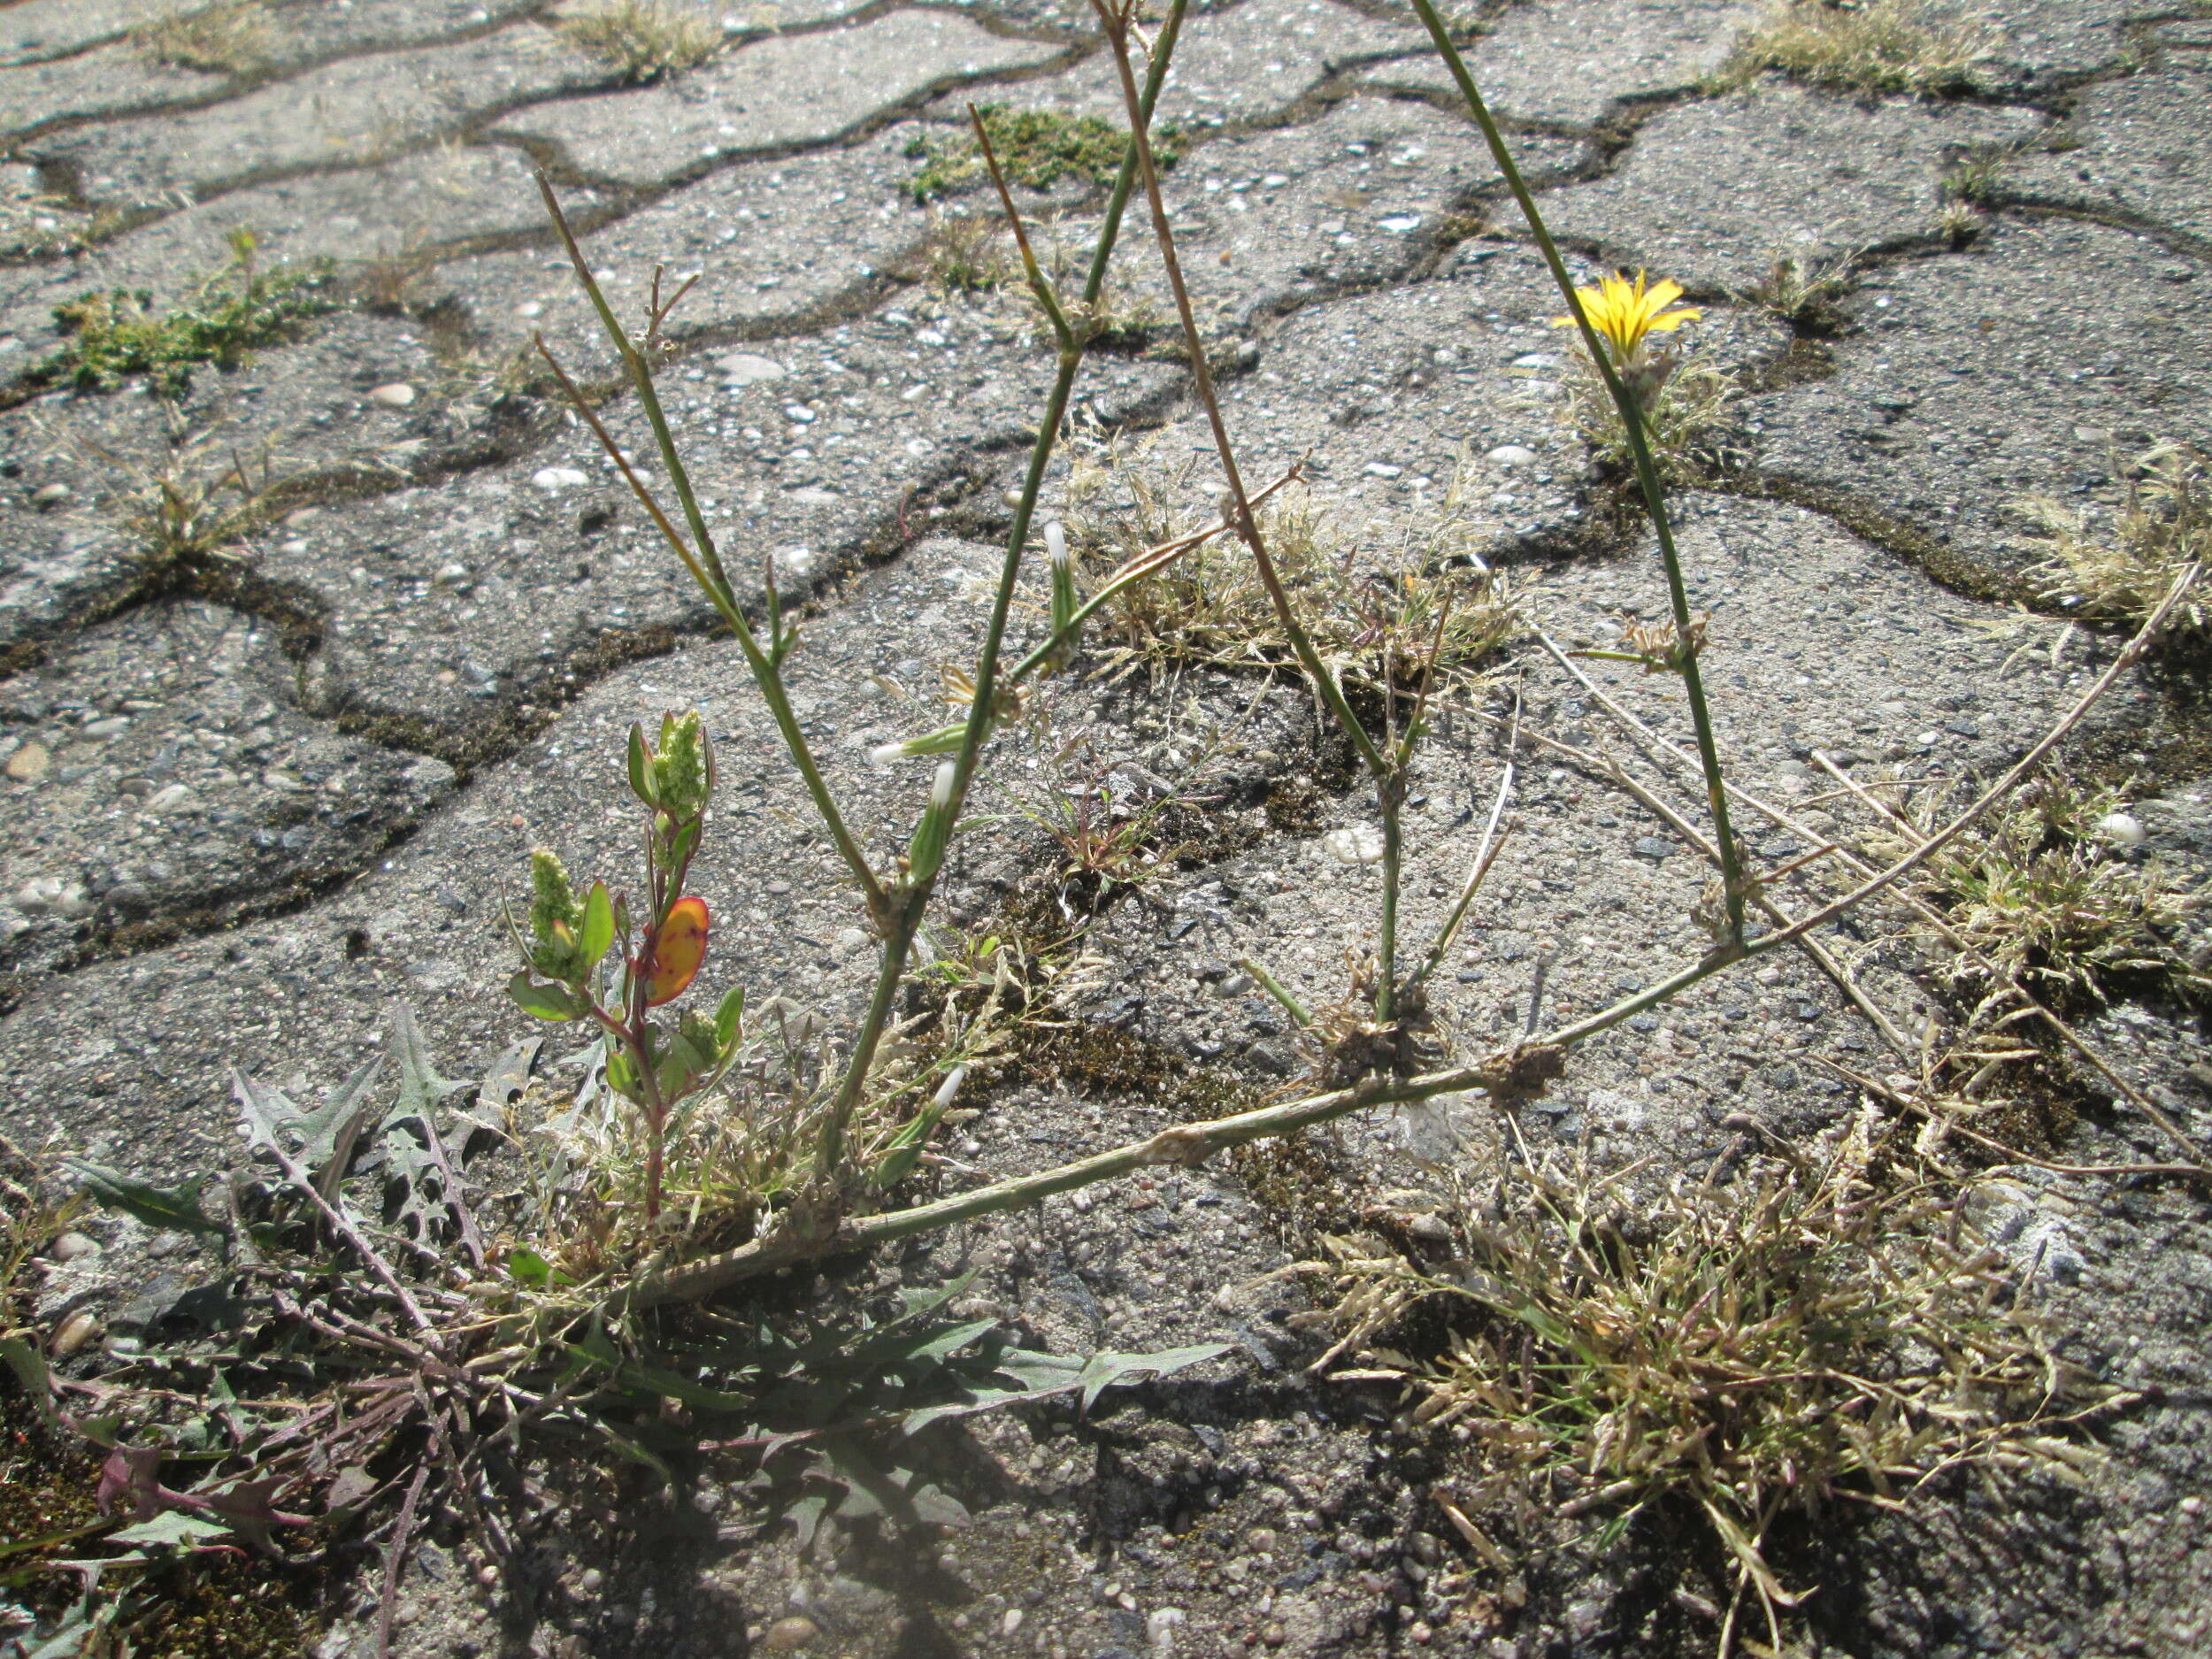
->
[1882, 770, 2209, 1007]
[2024, 441, 2211, 645]
[134, 2, 281, 76]
[1062, 448, 1521, 694]
[1716, 0, 1993, 96]
[1563, 351, 1746, 483]
[1304, 1110, 2103, 1652]
[555, 0, 722, 81]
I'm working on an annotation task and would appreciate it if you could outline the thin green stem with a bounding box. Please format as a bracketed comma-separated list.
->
[1082, 0, 1187, 310]
[1402, 0, 1747, 944]
[536, 179, 887, 919]
[815, 12, 1190, 1171]
[1091, 0, 1387, 785]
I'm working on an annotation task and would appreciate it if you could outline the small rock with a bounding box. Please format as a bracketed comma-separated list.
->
[1001, 1609, 1025, 1638]
[1633, 836, 1673, 859]
[1486, 443, 1539, 467]
[532, 466, 589, 490]
[1323, 824, 1385, 864]
[49, 1231, 99, 1262]
[6, 740, 49, 781]
[763, 1616, 820, 1651]
[577, 1568, 603, 1594]
[2097, 812, 2147, 848]
[434, 561, 472, 586]
[51, 1310, 99, 1356]
[1363, 462, 1403, 479]
[29, 480, 69, 509]
[718, 351, 787, 386]
[368, 382, 416, 408]
[142, 784, 195, 813]
[1262, 1622, 1288, 1647]
[1511, 352, 1562, 370]
[783, 403, 817, 423]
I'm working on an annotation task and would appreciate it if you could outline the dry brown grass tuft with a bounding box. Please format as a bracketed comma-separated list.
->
[1061, 446, 1519, 695]
[2023, 441, 2210, 645]
[1881, 769, 2208, 1006]
[134, 1, 281, 76]
[555, 0, 721, 81]
[1304, 1110, 2105, 1652]
[1562, 351, 1747, 483]
[1715, 0, 1993, 96]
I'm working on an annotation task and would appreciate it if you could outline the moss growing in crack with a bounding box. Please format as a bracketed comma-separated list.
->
[907, 105, 1185, 202]
[43, 230, 333, 397]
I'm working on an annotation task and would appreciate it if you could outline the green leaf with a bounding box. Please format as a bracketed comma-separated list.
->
[507, 970, 582, 1022]
[480, 1035, 542, 1112]
[1074, 1343, 1232, 1413]
[580, 881, 615, 967]
[0, 1337, 60, 1432]
[606, 1046, 641, 1100]
[104, 1510, 233, 1550]
[507, 1246, 553, 1288]
[627, 722, 657, 807]
[389, 1002, 464, 1119]
[64, 1162, 222, 1236]
[714, 985, 745, 1053]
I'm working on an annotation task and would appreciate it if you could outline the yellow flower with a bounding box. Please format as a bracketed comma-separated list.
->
[1551, 270, 1701, 361]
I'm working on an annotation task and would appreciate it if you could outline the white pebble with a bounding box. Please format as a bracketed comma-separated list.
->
[1486, 444, 1539, 467]
[532, 466, 589, 490]
[1323, 824, 1386, 864]
[1364, 462, 1403, 480]
[2097, 812, 2146, 848]
[368, 381, 416, 408]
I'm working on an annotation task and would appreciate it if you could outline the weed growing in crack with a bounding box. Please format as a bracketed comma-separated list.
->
[555, 0, 722, 80]
[1933, 197, 1985, 247]
[908, 105, 1187, 202]
[2023, 441, 2211, 646]
[1878, 768, 2208, 1007]
[1064, 449, 1520, 693]
[1740, 252, 1856, 335]
[916, 210, 1015, 293]
[1562, 349, 1745, 484]
[42, 228, 334, 398]
[19, 3, 2209, 1648]
[134, 2, 282, 77]
[1304, 1111, 2106, 1655]
[1714, 0, 1993, 96]
[1944, 148, 2009, 207]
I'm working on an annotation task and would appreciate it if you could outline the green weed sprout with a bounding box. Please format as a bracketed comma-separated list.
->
[44, 227, 332, 396]
[507, 710, 744, 1224]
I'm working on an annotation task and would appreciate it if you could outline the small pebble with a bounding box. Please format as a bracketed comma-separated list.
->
[29, 481, 70, 509]
[1323, 825, 1385, 864]
[6, 741, 49, 782]
[2097, 812, 2146, 848]
[1363, 462, 1403, 479]
[50, 1231, 99, 1262]
[1486, 444, 1539, 467]
[577, 1568, 603, 1594]
[368, 382, 416, 408]
[763, 1616, 819, 1652]
[533, 466, 589, 489]
[51, 1310, 101, 1357]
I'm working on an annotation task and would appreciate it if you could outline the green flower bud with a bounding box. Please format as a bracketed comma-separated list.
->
[653, 710, 710, 820]
[528, 848, 583, 946]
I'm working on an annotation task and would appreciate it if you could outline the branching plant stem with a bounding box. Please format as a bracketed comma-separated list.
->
[613, 564, 2197, 1309]
[1092, 0, 1419, 1018]
[1404, 0, 1749, 947]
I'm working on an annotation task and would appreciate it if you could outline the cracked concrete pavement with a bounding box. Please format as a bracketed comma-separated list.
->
[2, 2, 2210, 1656]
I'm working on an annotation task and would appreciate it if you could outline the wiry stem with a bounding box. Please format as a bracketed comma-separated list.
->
[1402, 0, 1749, 946]
[1092, 0, 1410, 1018]
[534, 180, 886, 920]
[813, 6, 1189, 1176]
[609, 562, 2197, 1309]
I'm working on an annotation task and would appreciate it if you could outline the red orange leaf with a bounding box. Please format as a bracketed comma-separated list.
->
[642, 896, 710, 1006]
